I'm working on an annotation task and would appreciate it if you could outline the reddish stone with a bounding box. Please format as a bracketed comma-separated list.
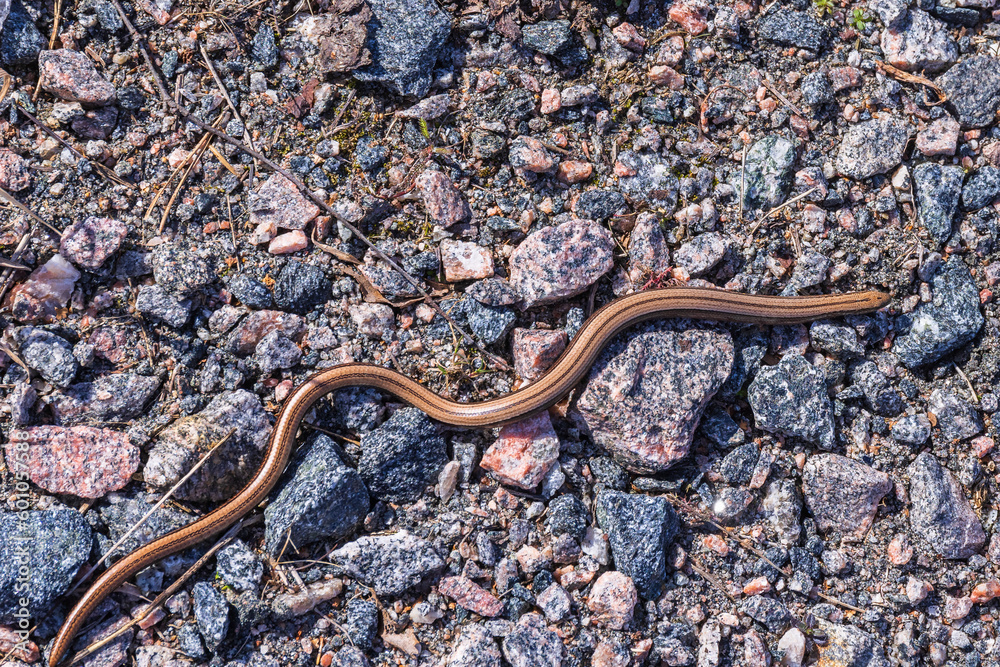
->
[509, 135, 555, 173]
[416, 170, 472, 226]
[587, 572, 638, 630]
[0, 149, 31, 191]
[6, 425, 139, 498]
[917, 116, 961, 157]
[509, 219, 614, 308]
[6, 254, 80, 323]
[743, 577, 772, 596]
[268, 230, 309, 254]
[702, 534, 730, 555]
[985, 141, 1000, 168]
[438, 576, 503, 617]
[612, 22, 646, 51]
[945, 595, 973, 620]
[514, 545, 552, 574]
[592, 641, 630, 667]
[226, 310, 306, 355]
[440, 240, 494, 281]
[0, 625, 40, 662]
[973, 435, 995, 458]
[906, 576, 932, 603]
[480, 412, 560, 489]
[556, 160, 593, 184]
[669, 0, 709, 34]
[540, 88, 561, 114]
[512, 328, 568, 382]
[60, 216, 128, 270]
[249, 173, 320, 231]
[350, 303, 395, 338]
[971, 579, 1000, 603]
[828, 66, 863, 91]
[38, 49, 117, 106]
[888, 534, 914, 565]
[648, 65, 685, 89]
[137, 0, 173, 24]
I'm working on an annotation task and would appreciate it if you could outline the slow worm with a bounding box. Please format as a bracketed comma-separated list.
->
[48, 287, 889, 665]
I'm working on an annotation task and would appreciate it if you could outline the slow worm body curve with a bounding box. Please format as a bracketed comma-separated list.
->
[49, 287, 889, 665]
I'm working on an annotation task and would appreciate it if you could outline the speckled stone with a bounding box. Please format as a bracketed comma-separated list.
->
[0, 510, 92, 620]
[417, 171, 472, 226]
[849, 360, 903, 417]
[264, 435, 369, 555]
[892, 414, 932, 445]
[913, 162, 964, 243]
[509, 136, 555, 173]
[441, 240, 494, 281]
[936, 55, 1000, 128]
[616, 150, 680, 209]
[836, 116, 911, 180]
[625, 212, 671, 282]
[144, 389, 273, 502]
[908, 452, 985, 559]
[136, 284, 191, 328]
[739, 596, 794, 634]
[193, 582, 229, 650]
[332, 531, 444, 597]
[59, 216, 128, 270]
[359, 408, 447, 502]
[814, 620, 890, 667]
[152, 245, 214, 297]
[893, 256, 983, 368]
[480, 412, 560, 490]
[15, 326, 79, 387]
[673, 232, 728, 277]
[929, 389, 983, 442]
[881, 9, 957, 74]
[587, 571, 638, 629]
[502, 613, 564, 667]
[802, 454, 892, 539]
[6, 426, 138, 498]
[249, 173, 320, 231]
[748, 354, 835, 449]
[38, 49, 117, 106]
[576, 320, 733, 473]
[0, 150, 30, 192]
[226, 310, 306, 355]
[449, 625, 502, 667]
[595, 490, 680, 599]
[758, 9, 828, 50]
[439, 576, 503, 617]
[512, 328, 568, 382]
[740, 135, 797, 211]
[509, 219, 614, 308]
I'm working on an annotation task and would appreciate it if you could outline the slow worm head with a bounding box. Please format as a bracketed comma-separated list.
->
[48, 287, 889, 666]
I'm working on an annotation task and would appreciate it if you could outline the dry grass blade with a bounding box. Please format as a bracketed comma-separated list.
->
[0, 186, 62, 236]
[61, 514, 262, 667]
[0, 226, 33, 302]
[877, 61, 946, 101]
[311, 228, 362, 264]
[157, 113, 229, 233]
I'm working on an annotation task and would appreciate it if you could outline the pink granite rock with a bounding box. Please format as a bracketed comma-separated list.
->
[587, 572, 638, 629]
[916, 115, 961, 156]
[512, 328, 568, 382]
[38, 49, 117, 106]
[6, 254, 80, 323]
[576, 321, 733, 473]
[268, 230, 309, 254]
[509, 219, 614, 308]
[416, 170, 472, 226]
[480, 411, 560, 489]
[0, 149, 31, 191]
[440, 240, 494, 281]
[249, 173, 320, 231]
[6, 425, 139, 498]
[438, 576, 503, 617]
[226, 310, 306, 355]
[60, 217, 128, 270]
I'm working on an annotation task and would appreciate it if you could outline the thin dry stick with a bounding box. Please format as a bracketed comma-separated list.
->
[158, 113, 229, 233]
[760, 77, 805, 118]
[105, 0, 505, 368]
[0, 228, 33, 302]
[145, 114, 225, 223]
[0, 187, 62, 236]
[746, 187, 819, 241]
[738, 142, 748, 224]
[199, 42, 258, 180]
[64, 429, 236, 598]
[14, 103, 131, 187]
[63, 515, 262, 667]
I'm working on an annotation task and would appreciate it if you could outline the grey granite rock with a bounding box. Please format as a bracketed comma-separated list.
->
[748, 354, 835, 449]
[907, 452, 985, 559]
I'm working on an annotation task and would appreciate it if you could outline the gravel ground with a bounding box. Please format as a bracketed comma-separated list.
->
[1, 0, 1000, 666]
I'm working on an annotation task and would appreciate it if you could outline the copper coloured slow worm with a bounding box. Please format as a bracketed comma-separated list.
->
[48, 287, 889, 665]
